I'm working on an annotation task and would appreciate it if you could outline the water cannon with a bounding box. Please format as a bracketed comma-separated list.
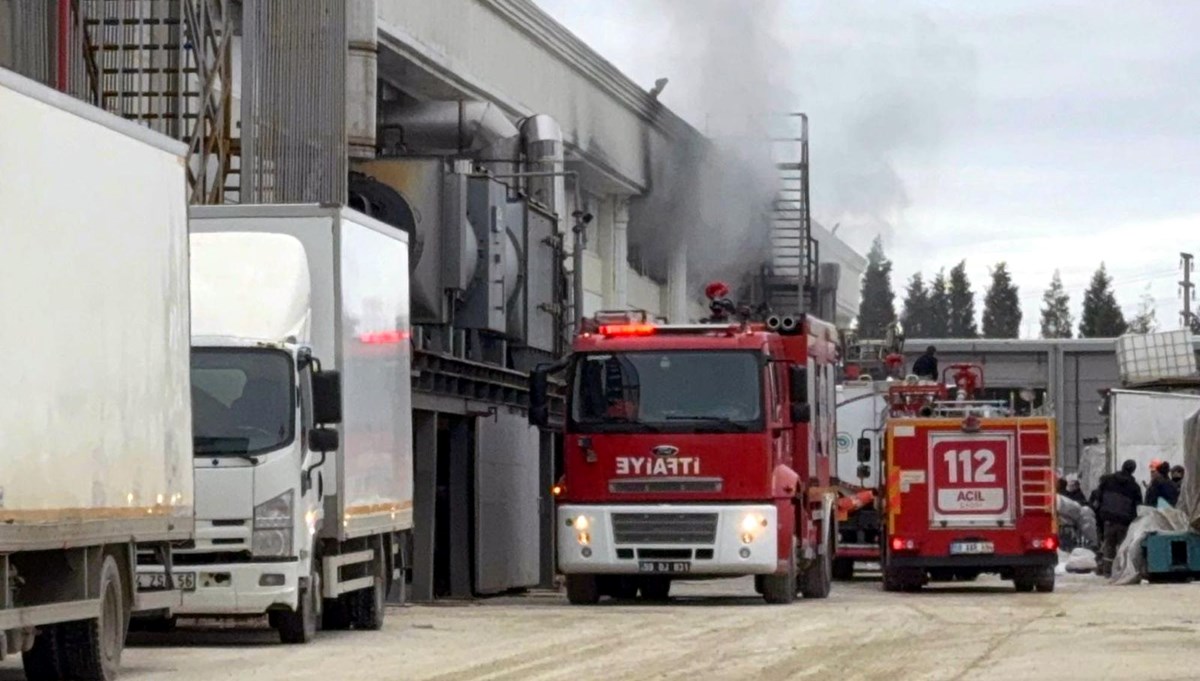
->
[704, 280, 737, 322]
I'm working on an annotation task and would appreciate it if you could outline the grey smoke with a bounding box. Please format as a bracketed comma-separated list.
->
[628, 0, 792, 291]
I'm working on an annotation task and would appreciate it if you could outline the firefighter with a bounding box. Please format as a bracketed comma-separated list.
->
[1095, 460, 1143, 577]
[912, 346, 938, 380]
[1145, 461, 1179, 508]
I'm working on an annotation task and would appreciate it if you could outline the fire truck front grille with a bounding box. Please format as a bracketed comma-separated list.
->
[609, 478, 723, 494]
[611, 513, 719, 545]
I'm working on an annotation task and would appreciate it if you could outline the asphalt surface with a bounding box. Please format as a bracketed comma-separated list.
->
[3, 570, 1199, 680]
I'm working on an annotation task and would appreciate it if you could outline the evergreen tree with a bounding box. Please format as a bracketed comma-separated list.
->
[948, 261, 978, 338]
[1039, 270, 1073, 339]
[1079, 263, 1128, 337]
[855, 236, 897, 338]
[1128, 286, 1158, 334]
[982, 262, 1022, 338]
[927, 270, 950, 338]
[901, 273, 932, 338]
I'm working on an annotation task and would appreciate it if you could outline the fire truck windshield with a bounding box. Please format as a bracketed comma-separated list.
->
[570, 351, 763, 433]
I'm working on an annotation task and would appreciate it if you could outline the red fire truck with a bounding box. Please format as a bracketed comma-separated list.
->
[529, 302, 840, 605]
[877, 364, 1058, 592]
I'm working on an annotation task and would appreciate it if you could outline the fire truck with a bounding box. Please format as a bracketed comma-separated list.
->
[528, 296, 840, 605]
[877, 364, 1058, 592]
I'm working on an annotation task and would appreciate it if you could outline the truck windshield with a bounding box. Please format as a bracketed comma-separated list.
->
[570, 351, 763, 433]
[191, 349, 295, 456]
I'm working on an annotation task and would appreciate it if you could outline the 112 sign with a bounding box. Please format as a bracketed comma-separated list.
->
[941, 449, 997, 484]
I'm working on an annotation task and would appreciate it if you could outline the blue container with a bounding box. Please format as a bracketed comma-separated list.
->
[1142, 532, 1200, 575]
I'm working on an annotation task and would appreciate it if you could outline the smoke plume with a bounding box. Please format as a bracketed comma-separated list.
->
[628, 0, 793, 291]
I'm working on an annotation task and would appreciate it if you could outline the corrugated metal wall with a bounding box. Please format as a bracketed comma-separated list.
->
[240, 0, 346, 204]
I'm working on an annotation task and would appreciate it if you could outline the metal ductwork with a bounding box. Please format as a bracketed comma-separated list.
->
[379, 101, 520, 157]
[346, 0, 378, 159]
[520, 114, 566, 223]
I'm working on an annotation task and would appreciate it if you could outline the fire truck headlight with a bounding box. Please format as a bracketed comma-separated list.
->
[576, 531, 591, 546]
[740, 513, 767, 535]
[572, 515, 590, 531]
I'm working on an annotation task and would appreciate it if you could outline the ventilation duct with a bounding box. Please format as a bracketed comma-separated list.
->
[379, 101, 519, 158]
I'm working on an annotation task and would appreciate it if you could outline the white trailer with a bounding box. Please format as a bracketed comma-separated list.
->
[0, 68, 193, 678]
[1107, 389, 1200, 487]
[137, 205, 413, 643]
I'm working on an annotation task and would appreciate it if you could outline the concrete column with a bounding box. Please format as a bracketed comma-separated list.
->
[666, 241, 689, 323]
[612, 198, 630, 310]
[411, 411, 437, 602]
[448, 417, 473, 598]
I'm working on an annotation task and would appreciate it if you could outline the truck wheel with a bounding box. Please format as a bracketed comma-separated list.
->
[802, 532, 833, 599]
[322, 598, 352, 631]
[883, 566, 921, 592]
[350, 548, 388, 631]
[22, 626, 64, 681]
[277, 570, 320, 644]
[639, 577, 671, 602]
[565, 575, 600, 605]
[832, 558, 855, 581]
[1034, 566, 1056, 593]
[753, 575, 765, 595]
[57, 555, 127, 681]
[762, 537, 798, 604]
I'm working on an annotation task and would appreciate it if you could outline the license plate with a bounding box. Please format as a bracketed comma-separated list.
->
[950, 541, 994, 555]
[638, 561, 691, 574]
[137, 572, 196, 591]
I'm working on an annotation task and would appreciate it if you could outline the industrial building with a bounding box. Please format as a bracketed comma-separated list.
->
[1, 0, 866, 601]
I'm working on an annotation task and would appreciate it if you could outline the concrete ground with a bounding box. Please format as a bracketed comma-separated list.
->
[4, 571, 1200, 681]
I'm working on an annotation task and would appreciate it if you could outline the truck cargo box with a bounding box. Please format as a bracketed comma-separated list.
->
[1108, 389, 1200, 486]
[0, 66, 193, 551]
[189, 205, 414, 541]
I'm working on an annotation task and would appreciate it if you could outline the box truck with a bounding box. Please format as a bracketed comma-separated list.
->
[137, 205, 414, 643]
[0, 67, 193, 678]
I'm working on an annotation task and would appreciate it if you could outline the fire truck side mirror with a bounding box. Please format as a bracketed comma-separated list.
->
[788, 365, 808, 403]
[529, 369, 550, 428]
[857, 437, 872, 463]
[790, 403, 811, 424]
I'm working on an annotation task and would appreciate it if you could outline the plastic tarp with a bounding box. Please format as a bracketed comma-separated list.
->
[1065, 548, 1097, 574]
[1077, 441, 1108, 497]
[1111, 408, 1200, 584]
[1057, 495, 1098, 549]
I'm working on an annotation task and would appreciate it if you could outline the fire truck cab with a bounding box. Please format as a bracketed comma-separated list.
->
[877, 364, 1058, 592]
[530, 308, 840, 605]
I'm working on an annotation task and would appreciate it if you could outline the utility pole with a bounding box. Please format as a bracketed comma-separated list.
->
[1182, 252, 1195, 331]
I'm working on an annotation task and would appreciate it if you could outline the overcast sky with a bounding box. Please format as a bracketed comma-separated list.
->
[534, 0, 1200, 336]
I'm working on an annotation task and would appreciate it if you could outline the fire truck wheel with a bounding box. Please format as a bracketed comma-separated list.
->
[753, 575, 765, 595]
[832, 558, 855, 581]
[801, 538, 833, 599]
[565, 575, 601, 605]
[1034, 566, 1056, 593]
[762, 538, 798, 604]
[639, 577, 671, 602]
[883, 566, 922, 592]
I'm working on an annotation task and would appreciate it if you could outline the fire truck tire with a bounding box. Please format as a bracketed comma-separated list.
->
[832, 558, 855, 581]
[762, 538, 798, 604]
[565, 575, 600, 605]
[639, 577, 671, 602]
[1034, 566, 1056, 593]
[753, 575, 765, 595]
[883, 566, 922, 592]
[801, 536, 833, 599]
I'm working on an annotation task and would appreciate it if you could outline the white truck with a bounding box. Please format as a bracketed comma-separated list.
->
[1105, 389, 1200, 487]
[137, 205, 414, 643]
[0, 67, 193, 679]
[833, 379, 889, 578]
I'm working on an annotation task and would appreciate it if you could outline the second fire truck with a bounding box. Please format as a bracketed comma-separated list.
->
[876, 364, 1059, 592]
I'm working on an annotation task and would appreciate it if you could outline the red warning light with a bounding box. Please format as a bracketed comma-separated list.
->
[358, 330, 409, 344]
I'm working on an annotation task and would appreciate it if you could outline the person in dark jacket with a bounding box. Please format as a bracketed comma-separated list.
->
[1096, 459, 1143, 577]
[1145, 461, 1180, 508]
[912, 346, 938, 380]
[1171, 465, 1185, 488]
[1062, 475, 1088, 506]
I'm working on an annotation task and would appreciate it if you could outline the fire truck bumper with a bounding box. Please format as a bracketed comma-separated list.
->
[886, 553, 1058, 570]
[557, 504, 779, 575]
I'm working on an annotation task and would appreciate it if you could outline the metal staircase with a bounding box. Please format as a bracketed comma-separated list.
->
[766, 113, 819, 315]
[78, 0, 235, 204]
